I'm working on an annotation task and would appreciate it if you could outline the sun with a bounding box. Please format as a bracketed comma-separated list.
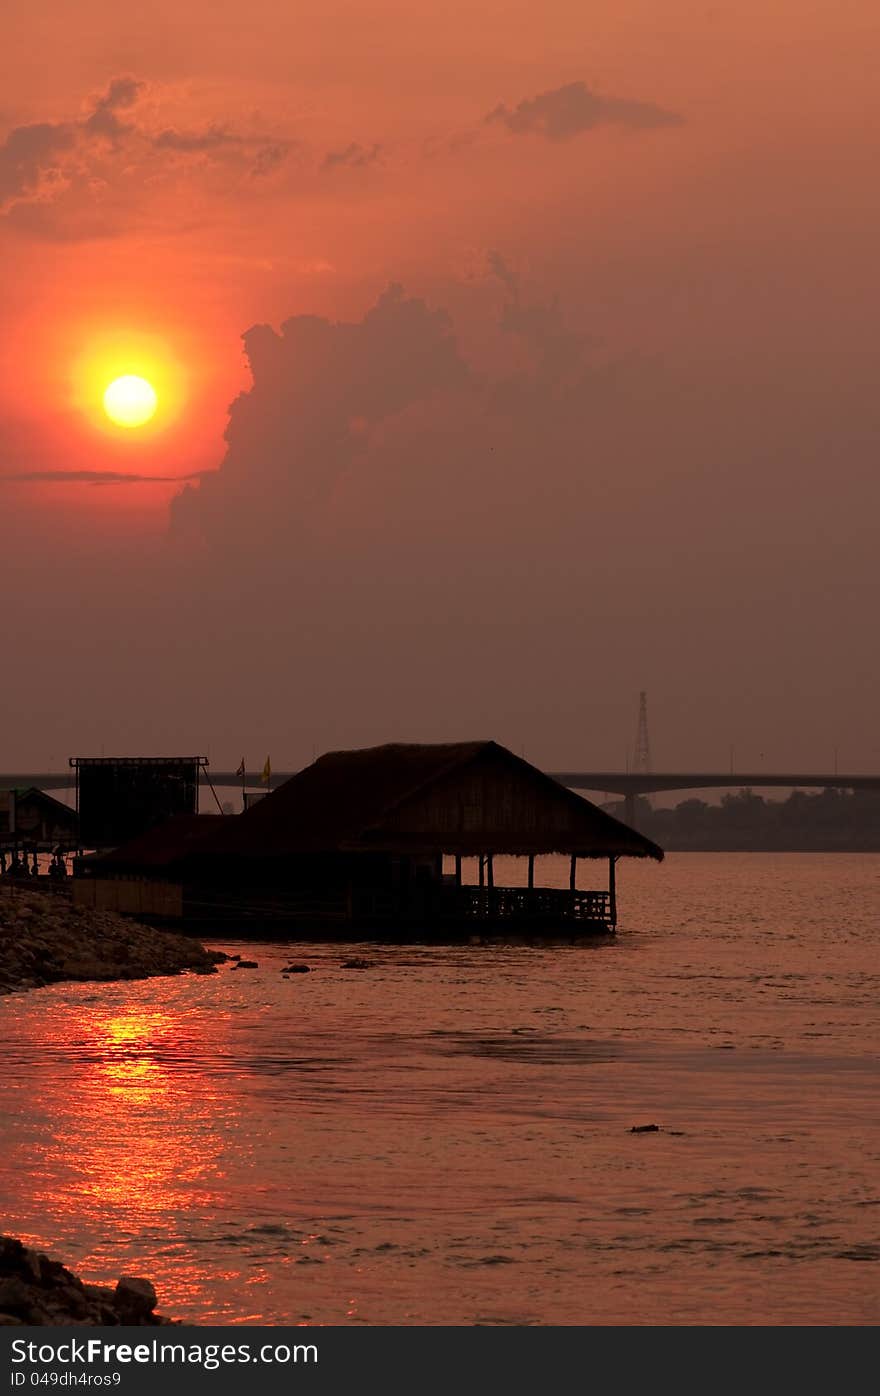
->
[103, 374, 158, 428]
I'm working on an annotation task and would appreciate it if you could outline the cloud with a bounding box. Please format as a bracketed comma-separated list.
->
[487, 249, 519, 301]
[155, 124, 291, 178]
[0, 77, 291, 232]
[154, 124, 241, 152]
[170, 283, 470, 548]
[251, 143, 288, 178]
[0, 120, 75, 205]
[486, 81, 681, 141]
[5, 468, 213, 486]
[84, 76, 145, 140]
[322, 142, 382, 172]
[0, 76, 144, 212]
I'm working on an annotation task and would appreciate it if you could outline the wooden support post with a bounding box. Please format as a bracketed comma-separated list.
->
[478, 855, 484, 888]
[527, 853, 534, 890]
[487, 854, 494, 889]
[609, 855, 617, 927]
[569, 853, 577, 891]
[454, 853, 462, 887]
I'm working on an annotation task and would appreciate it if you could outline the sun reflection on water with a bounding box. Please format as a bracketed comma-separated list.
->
[19, 996, 251, 1312]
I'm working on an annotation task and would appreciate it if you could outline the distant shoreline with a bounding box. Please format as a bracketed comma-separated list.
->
[642, 843, 880, 854]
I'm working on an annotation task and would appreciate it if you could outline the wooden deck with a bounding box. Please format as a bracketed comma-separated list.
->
[74, 877, 615, 936]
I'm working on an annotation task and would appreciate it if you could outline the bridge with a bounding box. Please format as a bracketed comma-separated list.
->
[3, 766, 879, 827]
[550, 771, 880, 824]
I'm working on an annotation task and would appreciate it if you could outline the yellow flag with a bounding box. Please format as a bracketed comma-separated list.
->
[261, 756, 272, 784]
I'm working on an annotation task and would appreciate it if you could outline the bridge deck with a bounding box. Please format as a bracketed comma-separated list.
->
[3, 770, 879, 796]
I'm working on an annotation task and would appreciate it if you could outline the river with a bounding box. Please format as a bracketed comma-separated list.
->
[1, 853, 878, 1325]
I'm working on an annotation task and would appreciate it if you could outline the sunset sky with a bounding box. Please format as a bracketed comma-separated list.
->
[2, 2, 878, 773]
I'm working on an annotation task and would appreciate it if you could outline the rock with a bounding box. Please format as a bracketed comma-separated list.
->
[342, 958, 372, 970]
[114, 1276, 157, 1317]
[58, 1283, 89, 1318]
[0, 890, 217, 996]
[0, 1238, 41, 1282]
[234, 960, 259, 970]
[0, 1277, 32, 1316]
[630, 1124, 661, 1133]
[0, 1235, 177, 1326]
[84, 1283, 116, 1303]
[283, 963, 311, 974]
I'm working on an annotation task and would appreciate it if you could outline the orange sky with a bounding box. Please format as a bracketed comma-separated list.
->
[2, 1, 879, 768]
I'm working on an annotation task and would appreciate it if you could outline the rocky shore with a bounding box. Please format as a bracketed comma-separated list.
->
[0, 888, 223, 996]
[0, 1236, 177, 1326]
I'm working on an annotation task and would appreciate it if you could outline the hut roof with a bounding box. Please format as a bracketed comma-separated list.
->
[11, 787, 76, 818]
[203, 741, 663, 860]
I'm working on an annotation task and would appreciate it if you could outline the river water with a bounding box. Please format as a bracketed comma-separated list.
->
[1, 853, 878, 1326]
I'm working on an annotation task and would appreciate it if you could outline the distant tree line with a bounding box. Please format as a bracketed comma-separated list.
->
[611, 787, 880, 851]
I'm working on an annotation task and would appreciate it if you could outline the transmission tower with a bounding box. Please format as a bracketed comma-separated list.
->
[632, 690, 652, 775]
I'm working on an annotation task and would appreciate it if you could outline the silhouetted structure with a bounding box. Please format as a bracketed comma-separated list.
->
[626, 691, 653, 826]
[75, 741, 662, 935]
[632, 691, 652, 776]
[0, 787, 77, 849]
[70, 756, 207, 848]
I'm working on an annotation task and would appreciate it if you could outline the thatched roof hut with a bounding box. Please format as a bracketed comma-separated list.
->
[81, 742, 662, 934]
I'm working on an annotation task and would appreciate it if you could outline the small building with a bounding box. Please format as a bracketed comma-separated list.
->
[76, 742, 662, 934]
[0, 787, 78, 850]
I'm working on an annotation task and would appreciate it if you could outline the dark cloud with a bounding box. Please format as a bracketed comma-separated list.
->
[155, 124, 291, 178]
[5, 468, 213, 485]
[154, 124, 242, 152]
[251, 142, 288, 177]
[0, 77, 142, 211]
[487, 249, 519, 301]
[487, 249, 590, 377]
[0, 121, 75, 204]
[486, 81, 681, 141]
[170, 283, 469, 548]
[322, 142, 382, 172]
[1, 77, 290, 230]
[84, 76, 144, 140]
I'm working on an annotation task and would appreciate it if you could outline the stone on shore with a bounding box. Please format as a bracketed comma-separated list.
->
[0, 1235, 177, 1326]
[115, 1276, 158, 1318]
[0, 888, 223, 996]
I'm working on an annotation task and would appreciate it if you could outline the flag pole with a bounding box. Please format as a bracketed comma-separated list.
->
[237, 758, 247, 812]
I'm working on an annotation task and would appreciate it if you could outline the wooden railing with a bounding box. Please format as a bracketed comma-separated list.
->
[351, 884, 612, 926]
[437, 886, 612, 925]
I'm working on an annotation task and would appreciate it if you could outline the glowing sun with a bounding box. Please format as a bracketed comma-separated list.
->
[103, 374, 158, 428]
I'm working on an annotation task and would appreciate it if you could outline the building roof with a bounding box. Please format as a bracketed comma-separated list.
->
[1, 786, 78, 845]
[203, 741, 664, 860]
[9, 787, 77, 817]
